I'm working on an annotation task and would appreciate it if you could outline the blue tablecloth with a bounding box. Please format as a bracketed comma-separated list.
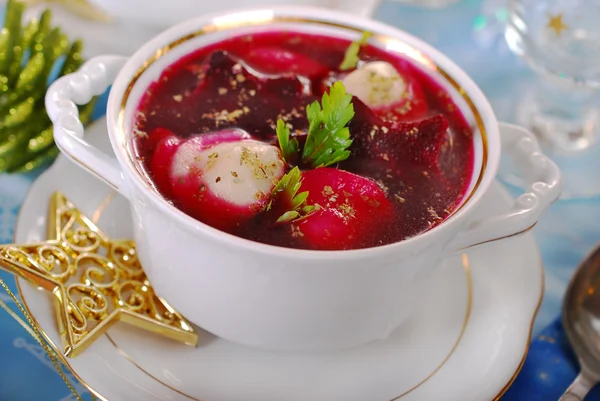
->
[0, 0, 599, 399]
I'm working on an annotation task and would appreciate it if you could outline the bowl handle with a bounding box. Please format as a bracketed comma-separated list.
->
[46, 55, 130, 198]
[447, 122, 561, 252]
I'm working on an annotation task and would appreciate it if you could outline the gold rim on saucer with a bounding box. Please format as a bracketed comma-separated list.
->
[493, 260, 545, 401]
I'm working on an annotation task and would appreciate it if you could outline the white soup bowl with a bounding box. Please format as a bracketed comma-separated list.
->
[46, 6, 561, 352]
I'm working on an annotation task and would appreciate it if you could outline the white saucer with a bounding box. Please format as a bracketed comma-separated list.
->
[14, 118, 543, 401]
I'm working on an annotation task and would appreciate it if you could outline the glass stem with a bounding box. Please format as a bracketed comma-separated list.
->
[524, 78, 600, 153]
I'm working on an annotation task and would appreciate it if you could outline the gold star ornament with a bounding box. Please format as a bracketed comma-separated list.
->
[0, 192, 198, 358]
[548, 13, 568, 36]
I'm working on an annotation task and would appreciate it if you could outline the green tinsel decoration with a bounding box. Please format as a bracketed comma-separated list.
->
[0, 0, 95, 174]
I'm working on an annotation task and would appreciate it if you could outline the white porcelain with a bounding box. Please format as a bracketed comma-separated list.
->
[45, 6, 561, 352]
[15, 119, 543, 400]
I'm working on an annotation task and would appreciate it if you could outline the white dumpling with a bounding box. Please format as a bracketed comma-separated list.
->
[171, 139, 285, 207]
[341, 61, 407, 108]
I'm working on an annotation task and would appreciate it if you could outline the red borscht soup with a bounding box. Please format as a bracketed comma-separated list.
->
[132, 31, 475, 250]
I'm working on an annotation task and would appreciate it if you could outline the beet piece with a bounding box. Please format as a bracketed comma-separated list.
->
[347, 98, 450, 172]
[384, 115, 450, 168]
[190, 51, 317, 140]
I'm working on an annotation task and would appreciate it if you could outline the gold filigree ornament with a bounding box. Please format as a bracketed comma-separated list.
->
[0, 192, 198, 358]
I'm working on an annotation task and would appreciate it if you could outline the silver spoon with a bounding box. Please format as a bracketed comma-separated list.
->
[560, 245, 600, 400]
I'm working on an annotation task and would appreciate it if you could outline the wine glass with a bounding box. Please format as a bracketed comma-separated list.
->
[503, 0, 600, 198]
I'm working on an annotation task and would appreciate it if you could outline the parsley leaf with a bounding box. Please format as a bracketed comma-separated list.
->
[276, 119, 299, 164]
[302, 80, 354, 168]
[271, 83, 354, 222]
[339, 31, 372, 71]
[270, 166, 317, 223]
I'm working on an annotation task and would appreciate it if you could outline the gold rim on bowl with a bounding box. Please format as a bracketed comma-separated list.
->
[114, 14, 489, 254]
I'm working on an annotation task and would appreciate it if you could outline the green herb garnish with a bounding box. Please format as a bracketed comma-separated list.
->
[276, 119, 298, 164]
[339, 31, 372, 71]
[271, 76, 355, 222]
[270, 166, 317, 223]
[275, 81, 354, 169]
[301, 80, 354, 168]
